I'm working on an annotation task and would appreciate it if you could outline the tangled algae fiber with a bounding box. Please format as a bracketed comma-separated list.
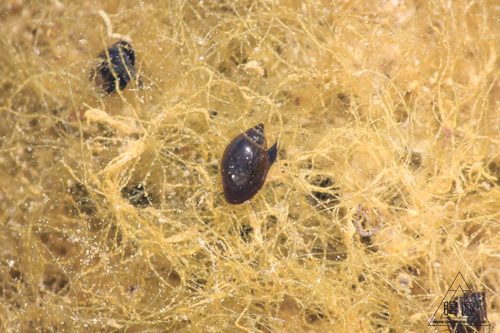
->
[1, 0, 500, 331]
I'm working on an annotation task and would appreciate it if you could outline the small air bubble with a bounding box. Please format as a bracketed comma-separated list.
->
[395, 274, 412, 292]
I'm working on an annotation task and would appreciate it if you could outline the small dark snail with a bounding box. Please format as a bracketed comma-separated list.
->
[221, 123, 278, 204]
[90, 41, 142, 94]
[446, 291, 487, 333]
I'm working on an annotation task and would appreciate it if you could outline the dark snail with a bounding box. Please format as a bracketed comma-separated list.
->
[221, 123, 278, 204]
[90, 41, 142, 94]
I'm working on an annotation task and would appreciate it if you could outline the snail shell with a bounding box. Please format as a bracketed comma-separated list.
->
[221, 123, 278, 204]
[90, 41, 142, 94]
